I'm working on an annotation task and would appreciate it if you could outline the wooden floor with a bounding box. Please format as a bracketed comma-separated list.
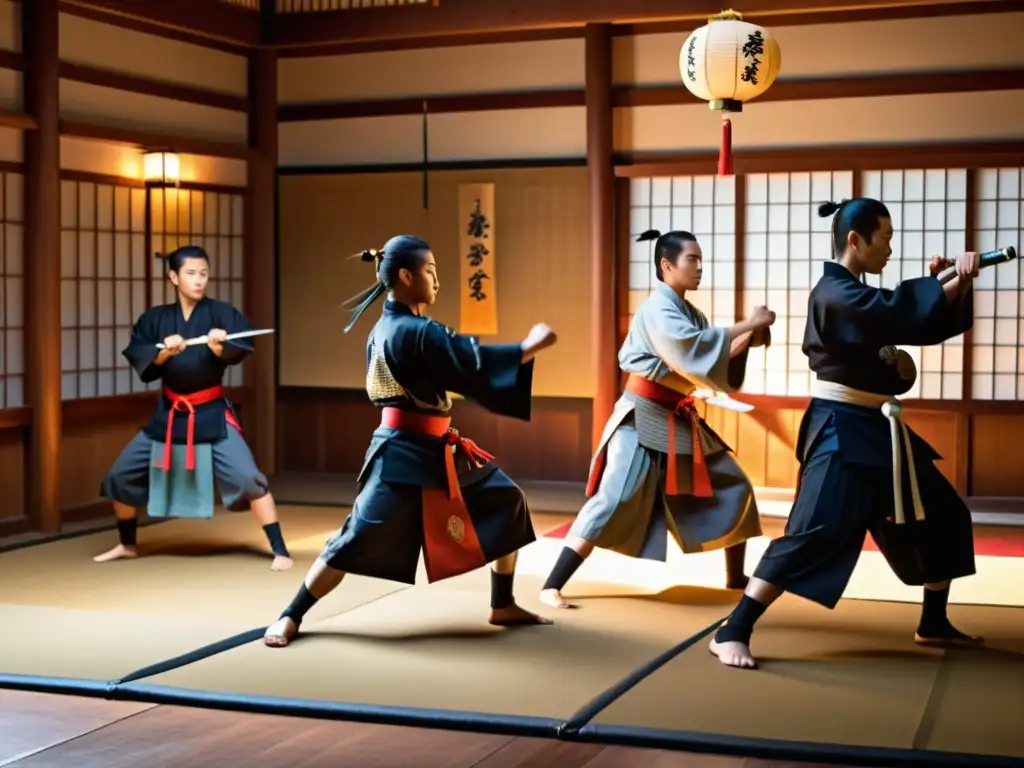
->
[0, 690, 844, 767]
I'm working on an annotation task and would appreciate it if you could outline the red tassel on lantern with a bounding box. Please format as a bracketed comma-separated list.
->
[718, 116, 733, 176]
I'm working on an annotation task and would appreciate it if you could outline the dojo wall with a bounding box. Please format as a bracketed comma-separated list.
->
[277, 37, 587, 167]
[273, 9, 1024, 501]
[0, 4, 250, 525]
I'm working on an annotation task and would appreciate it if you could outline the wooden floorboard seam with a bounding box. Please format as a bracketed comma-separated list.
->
[0, 705, 158, 767]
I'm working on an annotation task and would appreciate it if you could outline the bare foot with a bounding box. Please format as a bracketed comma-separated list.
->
[263, 617, 298, 648]
[539, 588, 574, 609]
[709, 637, 758, 669]
[93, 544, 138, 563]
[271, 555, 294, 571]
[915, 626, 985, 648]
[490, 603, 554, 626]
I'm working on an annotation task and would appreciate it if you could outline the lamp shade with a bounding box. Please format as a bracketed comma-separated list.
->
[143, 151, 180, 183]
[680, 13, 781, 110]
[678, 10, 781, 176]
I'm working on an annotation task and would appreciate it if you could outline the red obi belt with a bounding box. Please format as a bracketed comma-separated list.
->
[380, 407, 494, 583]
[159, 385, 240, 471]
[585, 374, 713, 499]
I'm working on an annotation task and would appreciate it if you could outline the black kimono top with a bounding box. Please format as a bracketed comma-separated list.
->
[359, 299, 535, 487]
[798, 261, 973, 469]
[124, 298, 252, 445]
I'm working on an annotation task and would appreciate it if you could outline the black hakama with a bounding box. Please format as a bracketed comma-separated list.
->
[317, 300, 537, 584]
[746, 262, 976, 608]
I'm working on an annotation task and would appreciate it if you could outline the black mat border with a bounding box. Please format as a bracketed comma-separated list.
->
[2, 671, 1019, 768]
[1, 611, 1021, 768]
[114, 682, 564, 738]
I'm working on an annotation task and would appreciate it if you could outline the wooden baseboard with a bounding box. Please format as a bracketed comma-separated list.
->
[62, 499, 114, 524]
[0, 515, 30, 537]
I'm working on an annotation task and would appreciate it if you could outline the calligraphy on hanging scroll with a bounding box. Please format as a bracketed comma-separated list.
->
[458, 183, 497, 336]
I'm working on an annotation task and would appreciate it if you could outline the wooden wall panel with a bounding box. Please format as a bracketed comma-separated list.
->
[277, 388, 592, 483]
[59, 419, 143, 511]
[971, 414, 1024, 497]
[0, 427, 25, 524]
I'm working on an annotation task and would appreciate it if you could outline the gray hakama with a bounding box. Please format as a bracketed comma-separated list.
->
[97, 298, 270, 518]
[101, 426, 269, 517]
[94, 297, 288, 563]
[570, 282, 761, 560]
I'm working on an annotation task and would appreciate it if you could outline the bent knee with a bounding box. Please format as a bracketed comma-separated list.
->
[224, 471, 270, 503]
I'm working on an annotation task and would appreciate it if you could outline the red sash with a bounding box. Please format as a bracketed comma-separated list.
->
[585, 374, 713, 499]
[160, 385, 240, 472]
[380, 407, 492, 583]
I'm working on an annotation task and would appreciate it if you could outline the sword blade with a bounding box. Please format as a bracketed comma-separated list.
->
[705, 394, 755, 413]
[693, 389, 755, 413]
[224, 329, 276, 342]
[156, 329, 276, 349]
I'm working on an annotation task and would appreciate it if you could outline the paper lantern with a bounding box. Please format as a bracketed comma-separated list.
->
[679, 10, 781, 175]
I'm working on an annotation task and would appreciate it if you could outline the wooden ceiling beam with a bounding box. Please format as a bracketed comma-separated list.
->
[267, 0, 1009, 48]
[59, 0, 261, 47]
[57, 0, 1023, 55]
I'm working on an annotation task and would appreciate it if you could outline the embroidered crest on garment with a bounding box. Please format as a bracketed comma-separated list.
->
[447, 514, 465, 543]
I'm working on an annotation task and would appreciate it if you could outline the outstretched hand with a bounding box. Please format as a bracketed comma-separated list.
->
[520, 322, 557, 364]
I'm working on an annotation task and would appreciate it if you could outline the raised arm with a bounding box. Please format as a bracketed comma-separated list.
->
[821, 275, 969, 348]
[415, 321, 544, 421]
[644, 303, 771, 393]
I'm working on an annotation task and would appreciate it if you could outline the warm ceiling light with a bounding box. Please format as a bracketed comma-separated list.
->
[143, 150, 180, 184]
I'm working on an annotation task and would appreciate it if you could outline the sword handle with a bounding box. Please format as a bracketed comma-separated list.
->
[155, 335, 209, 349]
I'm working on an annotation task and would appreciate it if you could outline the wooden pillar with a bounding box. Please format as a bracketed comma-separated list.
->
[245, 46, 278, 474]
[586, 23, 616, 450]
[23, 0, 61, 533]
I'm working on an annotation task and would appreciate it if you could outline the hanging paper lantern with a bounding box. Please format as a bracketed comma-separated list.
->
[679, 10, 781, 175]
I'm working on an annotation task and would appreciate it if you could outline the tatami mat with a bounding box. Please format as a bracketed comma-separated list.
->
[0, 604, 264, 682]
[0, 506, 405, 625]
[2, 499, 1022, 764]
[121, 574, 732, 721]
[587, 595, 1024, 759]
[917, 607, 1024, 758]
[518, 534, 1024, 608]
[0, 506, 410, 684]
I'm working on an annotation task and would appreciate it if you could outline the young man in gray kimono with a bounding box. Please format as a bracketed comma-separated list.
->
[540, 229, 776, 609]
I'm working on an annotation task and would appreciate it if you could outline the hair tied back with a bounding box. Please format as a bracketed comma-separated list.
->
[347, 248, 380, 263]
[817, 199, 849, 218]
[636, 229, 662, 243]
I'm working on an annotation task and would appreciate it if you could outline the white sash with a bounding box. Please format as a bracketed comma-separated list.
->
[810, 379, 925, 525]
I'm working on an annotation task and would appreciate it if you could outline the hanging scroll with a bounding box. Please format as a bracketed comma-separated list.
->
[458, 183, 497, 336]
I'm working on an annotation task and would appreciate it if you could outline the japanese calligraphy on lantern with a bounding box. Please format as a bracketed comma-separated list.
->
[458, 183, 498, 336]
[740, 29, 765, 85]
[684, 35, 698, 82]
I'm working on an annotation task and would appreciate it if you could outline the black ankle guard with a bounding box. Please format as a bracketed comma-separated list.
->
[918, 585, 952, 635]
[542, 547, 585, 592]
[714, 595, 768, 645]
[280, 584, 318, 627]
[116, 518, 138, 547]
[262, 522, 290, 558]
[490, 570, 515, 610]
